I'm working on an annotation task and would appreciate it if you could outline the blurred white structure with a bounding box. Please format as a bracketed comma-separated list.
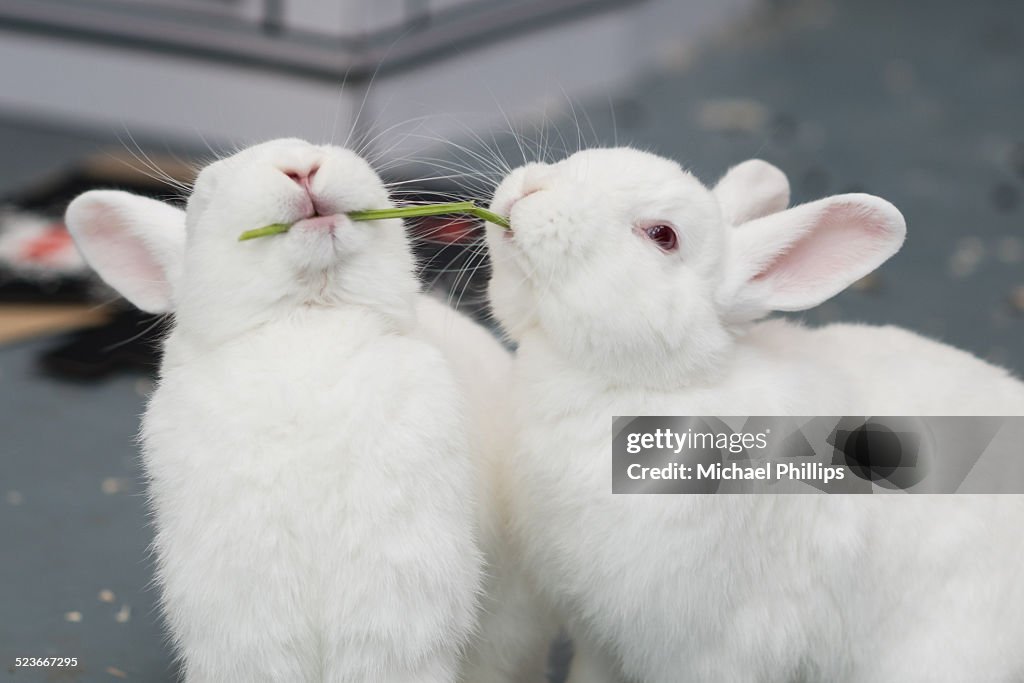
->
[0, 0, 755, 171]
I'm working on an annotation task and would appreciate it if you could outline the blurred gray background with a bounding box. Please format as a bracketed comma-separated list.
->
[2, 0, 1022, 680]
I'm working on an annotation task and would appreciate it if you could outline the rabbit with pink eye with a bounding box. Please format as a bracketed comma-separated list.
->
[482, 149, 1024, 683]
[65, 138, 487, 683]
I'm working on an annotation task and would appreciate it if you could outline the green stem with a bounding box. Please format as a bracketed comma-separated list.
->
[238, 223, 291, 241]
[468, 206, 511, 229]
[347, 201, 476, 222]
[238, 201, 510, 241]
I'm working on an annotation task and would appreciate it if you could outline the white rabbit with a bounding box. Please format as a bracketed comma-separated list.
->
[482, 148, 1024, 683]
[65, 139, 486, 683]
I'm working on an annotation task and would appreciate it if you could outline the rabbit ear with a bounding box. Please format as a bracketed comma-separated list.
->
[719, 193, 905, 321]
[65, 190, 186, 314]
[713, 159, 790, 225]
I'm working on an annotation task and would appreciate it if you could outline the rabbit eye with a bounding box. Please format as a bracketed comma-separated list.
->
[642, 224, 678, 252]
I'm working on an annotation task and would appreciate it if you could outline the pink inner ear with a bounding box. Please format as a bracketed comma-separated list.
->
[80, 213, 172, 312]
[751, 200, 899, 303]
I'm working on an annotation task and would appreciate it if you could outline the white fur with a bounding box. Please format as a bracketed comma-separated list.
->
[66, 139, 484, 682]
[416, 296, 557, 683]
[484, 148, 1024, 683]
[713, 158, 790, 225]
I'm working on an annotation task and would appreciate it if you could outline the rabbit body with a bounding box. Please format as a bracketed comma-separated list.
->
[145, 305, 480, 683]
[509, 320, 1024, 683]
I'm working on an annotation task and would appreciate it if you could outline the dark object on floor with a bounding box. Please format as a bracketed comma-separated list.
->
[38, 308, 164, 380]
[0, 273, 92, 303]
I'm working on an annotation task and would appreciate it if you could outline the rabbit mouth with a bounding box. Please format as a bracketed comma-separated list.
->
[291, 213, 348, 234]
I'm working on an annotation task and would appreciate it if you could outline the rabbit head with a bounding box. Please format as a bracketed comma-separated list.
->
[65, 138, 418, 344]
[485, 148, 905, 387]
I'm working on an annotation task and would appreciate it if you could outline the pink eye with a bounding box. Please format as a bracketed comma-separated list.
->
[642, 224, 678, 252]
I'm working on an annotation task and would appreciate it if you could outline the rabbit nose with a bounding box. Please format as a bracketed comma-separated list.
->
[282, 164, 320, 192]
[521, 166, 553, 196]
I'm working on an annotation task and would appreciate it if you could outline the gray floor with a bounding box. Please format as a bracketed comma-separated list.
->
[2, 0, 1023, 680]
[1, 345, 163, 681]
